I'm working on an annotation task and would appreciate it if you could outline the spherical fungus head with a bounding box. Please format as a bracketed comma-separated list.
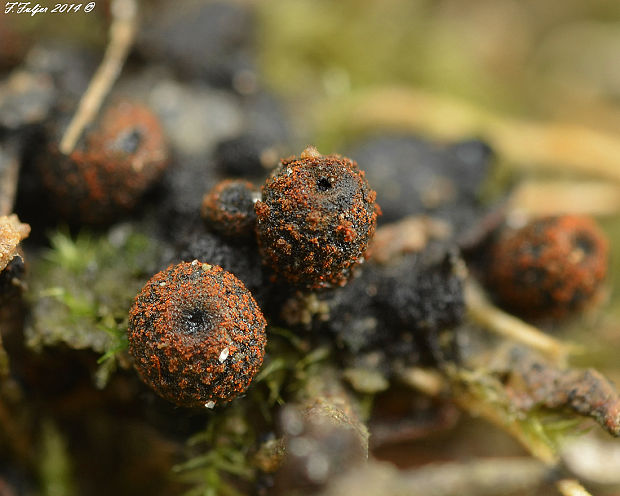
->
[128, 261, 267, 408]
[255, 146, 380, 290]
[42, 101, 169, 224]
[488, 215, 608, 319]
[201, 179, 260, 238]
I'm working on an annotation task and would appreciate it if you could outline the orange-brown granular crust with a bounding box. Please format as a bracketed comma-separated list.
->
[201, 179, 259, 238]
[42, 101, 169, 224]
[488, 215, 608, 319]
[255, 149, 380, 290]
[128, 262, 266, 408]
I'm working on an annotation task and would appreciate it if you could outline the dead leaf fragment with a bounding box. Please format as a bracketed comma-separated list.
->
[0, 214, 30, 272]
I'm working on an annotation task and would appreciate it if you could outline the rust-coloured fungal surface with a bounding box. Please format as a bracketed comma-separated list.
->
[42, 101, 169, 224]
[201, 179, 260, 238]
[487, 215, 608, 319]
[128, 261, 267, 408]
[255, 146, 380, 290]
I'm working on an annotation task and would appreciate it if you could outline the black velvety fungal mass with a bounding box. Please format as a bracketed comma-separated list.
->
[176, 225, 267, 305]
[322, 246, 466, 371]
[346, 135, 493, 240]
[128, 262, 267, 408]
[255, 146, 380, 290]
[201, 179, 260, 238]
[214, 134, 276, 178]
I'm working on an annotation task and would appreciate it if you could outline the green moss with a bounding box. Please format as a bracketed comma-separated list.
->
[26, 226, 162, 385]
[173, 407, 257, 496]
[38, 419, 76, 496]
[451, 366, 587, 462]
[173, 328, 332, 495]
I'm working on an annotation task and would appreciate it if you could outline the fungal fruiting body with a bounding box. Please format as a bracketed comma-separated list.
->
[42, 101, 169, 224]
[128, 262, 266, 408]
[487, 215, 608, 319]
[255, 146, 380, 290]
[201, 179, 260, 238]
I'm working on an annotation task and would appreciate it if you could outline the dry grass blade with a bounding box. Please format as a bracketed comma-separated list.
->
[510, 180, 620, 218]
[465, 281, 574, 363]
[59, 0, 138, 154]
[320, 87, 620, 183]
[556, 479, 593, 496]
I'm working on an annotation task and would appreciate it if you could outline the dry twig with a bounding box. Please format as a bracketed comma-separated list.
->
[397, 365, 558, 463]
[59, 0, 138, 154]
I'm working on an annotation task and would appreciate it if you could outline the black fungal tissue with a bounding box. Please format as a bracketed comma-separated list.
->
[175, 224, 267, 304]
[201, 179, 260, 238]
[346, 134, 493, 239]
[316, 244, 466, 373]
[137, 1, 256, 88]
[214, 133, 278, 179]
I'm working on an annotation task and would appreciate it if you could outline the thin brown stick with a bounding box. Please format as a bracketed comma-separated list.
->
[0, 396, 31, 464]
[59, 0, 138, 154]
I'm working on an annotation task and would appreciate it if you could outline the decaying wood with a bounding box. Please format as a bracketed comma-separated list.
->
[0, 214, 30, 272]
[503, 348, 620, 437]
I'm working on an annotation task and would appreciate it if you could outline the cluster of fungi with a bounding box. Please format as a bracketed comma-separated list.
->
[120, 139, 606, 410]
[1, 5, 617, 495]
[128, 144, 380, 407]
[28, 99, 610, 412]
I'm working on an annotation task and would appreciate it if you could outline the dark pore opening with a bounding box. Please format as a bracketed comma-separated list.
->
[114, 128, 143, 155]
[574, 232, 595, 256]
[317, 177, 332, 191]
[183, 308, 213, 335]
